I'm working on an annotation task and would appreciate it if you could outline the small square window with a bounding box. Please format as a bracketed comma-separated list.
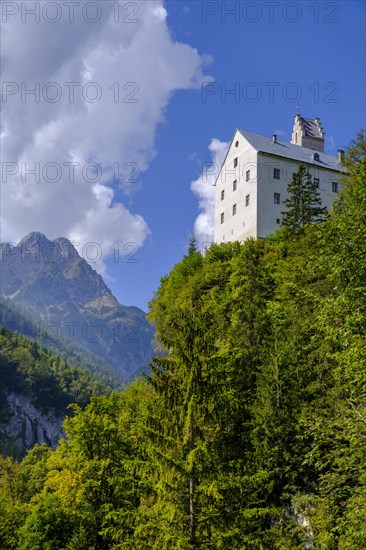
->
[245, 194, 250, 207]
[234, 157, 238, 168]
[274, 168, 280, 180]
[246, 170, 250, 182]
[233, 180, 237, 191]
[220, 212, 224, 224]
[233, 204, 237, 215]
[332, 182, 338, 193]
[221, 189, 225, 201]
[314, 178, 319, 188]
[274, 193, 281, 204]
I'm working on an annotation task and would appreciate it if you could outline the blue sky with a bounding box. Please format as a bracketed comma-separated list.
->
[1, 0, 365, 311]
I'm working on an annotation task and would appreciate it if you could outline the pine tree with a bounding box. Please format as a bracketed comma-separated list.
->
[145, 244, 247, 547]
[186, 235, 198, 256]
[281, 164, 327, 234]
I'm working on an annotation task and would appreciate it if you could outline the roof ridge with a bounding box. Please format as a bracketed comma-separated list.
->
[239, 128, 336, 156]
[238, 128, 344, 170]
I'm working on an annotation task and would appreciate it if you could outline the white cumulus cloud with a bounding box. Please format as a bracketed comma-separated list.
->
[1, 0, 211, 268]
[191, 139, 229, 247]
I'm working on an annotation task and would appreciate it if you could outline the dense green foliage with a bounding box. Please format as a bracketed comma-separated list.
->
[1, 133, 365, 548]
[0, 327, 110, 457]
[0, 327, 109, 414]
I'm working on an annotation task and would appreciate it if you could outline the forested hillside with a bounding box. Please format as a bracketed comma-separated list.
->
[0, 328, 109, 457]
[1, 133, 365, 548]
[0, 300, 121, 388]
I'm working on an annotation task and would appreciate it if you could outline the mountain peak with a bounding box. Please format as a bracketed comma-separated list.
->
[16, 233, 81, 263]
[21, 231, 47, 240]
[18, 232, 50, 248]
[0, 231, 155, 379]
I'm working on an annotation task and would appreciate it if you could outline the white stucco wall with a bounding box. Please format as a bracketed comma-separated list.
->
[214, 130, 258, 244]
[214, 132, 345, 244]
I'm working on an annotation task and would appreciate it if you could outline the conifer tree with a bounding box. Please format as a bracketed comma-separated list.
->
[186, 235, 198, 256]
[281, 164, 327, 233]
[145, 244, 247, 547]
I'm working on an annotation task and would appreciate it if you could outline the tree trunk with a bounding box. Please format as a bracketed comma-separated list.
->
[189, 474, 196, 545]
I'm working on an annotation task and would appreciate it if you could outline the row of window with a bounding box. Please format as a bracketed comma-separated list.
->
[231, 161, 339, 192]
[220, 193, 282, 224]
[313, 179, 338, 192]
[233, 156, 279, 179]
[221, 177, 338, 200]
[219, 181, 339, 225]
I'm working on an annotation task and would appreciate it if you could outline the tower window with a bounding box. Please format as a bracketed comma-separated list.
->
[245, 194, 250, 207]
[220, 212, 224, 224]
[246, 170, 250, 182]
[234, 157, 238, 168]
[314, 178, 319, 188]
[332, 182, 338, 193]
[233, 204, 237, 215]
[273, 168, 280, 180]
[233, 179, 237, 191]
[274, 193, 281, 204]
[221, 189, 225, 201]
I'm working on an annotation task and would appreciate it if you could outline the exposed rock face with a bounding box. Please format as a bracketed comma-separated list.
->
[0, 232, 154, 380]
[0, 392, 64, 458]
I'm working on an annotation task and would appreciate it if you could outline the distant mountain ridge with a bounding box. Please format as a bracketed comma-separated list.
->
[0, 232, 154, 381]
[0, 298, 121, 387]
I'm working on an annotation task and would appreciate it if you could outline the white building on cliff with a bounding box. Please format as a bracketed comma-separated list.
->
[214, 115, 346, 243]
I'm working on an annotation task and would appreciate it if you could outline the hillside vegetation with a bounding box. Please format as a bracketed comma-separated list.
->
[1, 133, 365, 548]
[0, 300, 121, 388]
[0, 327, 110, 457]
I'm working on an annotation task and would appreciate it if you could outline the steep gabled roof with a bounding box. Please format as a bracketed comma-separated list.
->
[299, 117, 323, 138]
[238, 129, 345, 171]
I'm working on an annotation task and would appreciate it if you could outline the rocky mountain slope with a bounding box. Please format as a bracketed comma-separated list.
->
[0, 326, 108, 457]
[1, 392, 64, 458]
[0, 232, 154, 381]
